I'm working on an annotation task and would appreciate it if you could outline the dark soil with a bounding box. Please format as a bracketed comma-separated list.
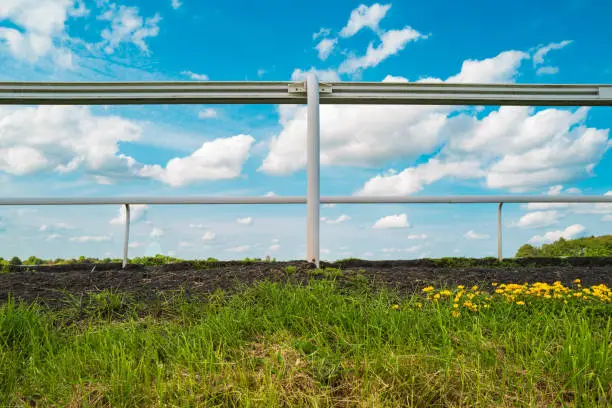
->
[1, 258, 611, 307]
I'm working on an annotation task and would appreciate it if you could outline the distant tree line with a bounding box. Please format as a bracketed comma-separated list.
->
[516, 235, 612, 257]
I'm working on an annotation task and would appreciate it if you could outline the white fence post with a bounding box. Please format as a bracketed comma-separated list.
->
[497, 202, 503, 261]
[123, 204, 130, 269]
[306, 74, 320, 266]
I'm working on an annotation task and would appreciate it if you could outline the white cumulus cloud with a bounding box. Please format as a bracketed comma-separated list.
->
[70, 235, 112, 243]
[464, 230, 490, 240]
[198, 108, 218, 119]
[339, 26, 426, 74]
[182, 70, 209, 80]
[236, 217, 253, 225]
[407, 234, 428, 240]
[321, 214, 351, 224]
[529, 224, 585, 244]
[358, 159, 483, 196]
[340, 3, 391, 37]
[99, 3, 161, 54]
[515, 210, 561, 228]
[226, 245, 251, 253]
[202, 231, 216, 241]
[0, 106, 142, 178]
[0, 0, 86, 66]
[315, 37, 337, 61]
[261, 50, 533, 177]
[140, 135, 255, 187]
[150, 227, 164, 238]
[109, 204, 148, 225]
[372, 214, 409, 229]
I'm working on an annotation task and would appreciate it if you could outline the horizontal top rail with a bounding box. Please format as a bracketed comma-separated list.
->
[0, 195, 611, 205]
[0, 81, 611, 106]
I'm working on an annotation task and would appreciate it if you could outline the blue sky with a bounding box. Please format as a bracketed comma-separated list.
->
[1, 0, 612, 261]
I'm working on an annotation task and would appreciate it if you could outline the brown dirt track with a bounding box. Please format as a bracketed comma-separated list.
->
[1, 258, 612, 307]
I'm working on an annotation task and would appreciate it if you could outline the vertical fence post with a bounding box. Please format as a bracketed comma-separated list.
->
[497, 202, 503, 261]
[122, 204, 130, 269]
[306, 74, 320, 266]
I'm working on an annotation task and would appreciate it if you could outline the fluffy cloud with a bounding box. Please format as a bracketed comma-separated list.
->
[291, 67, 341, 82]
[182, 71, 209, 80]
[464, 230, 489, 240]
[171, 0, 182, 10]
[536, 66, 559, 76]
[407, 234, 427, 240]
[70, 235, 112, 243]
[236, 217, 253, 225]
[382, 245, 423, 253]
[198, 108, 218, 119]
[140, 135, 255, 187]
[150, 227, 164, 238]
[313, 27, 331, 40]
[533, 40, 572, 66]
[358, 159, 483, 196]
[202, 231, 216, 241]
[0, 0, 86, 66]
[261, 50, 533, 177]
[226, 245, 251, 253]
[0, 106, 141, 178]
[339, 26, 426, 74]
[315, 37, 337, 61]
[532, 40, 572, 76]
[321, 214, 351, 224]
[99, 3, 161, 54]
[446, 51, 528, 83]
[340, 3, 391, 37]
[372, 214, 409, 229]
[529, 224, 585, 244]
[40, 222, 72, 232]
[109, 204, 149, 225]
[515, 211, 560, 229]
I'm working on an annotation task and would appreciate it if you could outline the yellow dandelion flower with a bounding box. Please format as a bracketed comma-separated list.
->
[495, 289, 504, 294]
[453, 303, 459, 309]
[573, 278, 581, 284]
[433, 293, 441, 300]
[392, 304, 400, 310]
[452, 310, 461, 318]
[516, 301, 525, 305]
[492, 282, 498, 287]
[457, 285, 465, 290]
[471, 285, 479, 291]
[422, 286, 434, 293]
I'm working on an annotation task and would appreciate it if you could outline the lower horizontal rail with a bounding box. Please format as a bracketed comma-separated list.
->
[0, 195, 611, 205]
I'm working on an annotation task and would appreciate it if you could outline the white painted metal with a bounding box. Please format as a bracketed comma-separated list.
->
[320, 196, 612, 204]
[498, 203, 503, 261]
[1, 82, 611, 106]
[306, 74, 321, 266]
[123, 204, 130, 269]
[0, 197, 307, 205]
[2, 79, 612, 262]
[1, 195, 612, 206]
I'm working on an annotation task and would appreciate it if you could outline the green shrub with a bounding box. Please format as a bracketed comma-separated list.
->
[516, 235, 612, 257]
[8, 257, 21, 266]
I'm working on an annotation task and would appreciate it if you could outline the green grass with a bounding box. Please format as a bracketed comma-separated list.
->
[1, 279, 610, 407]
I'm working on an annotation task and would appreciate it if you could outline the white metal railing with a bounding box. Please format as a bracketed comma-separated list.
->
[1, 76, 612, 267]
